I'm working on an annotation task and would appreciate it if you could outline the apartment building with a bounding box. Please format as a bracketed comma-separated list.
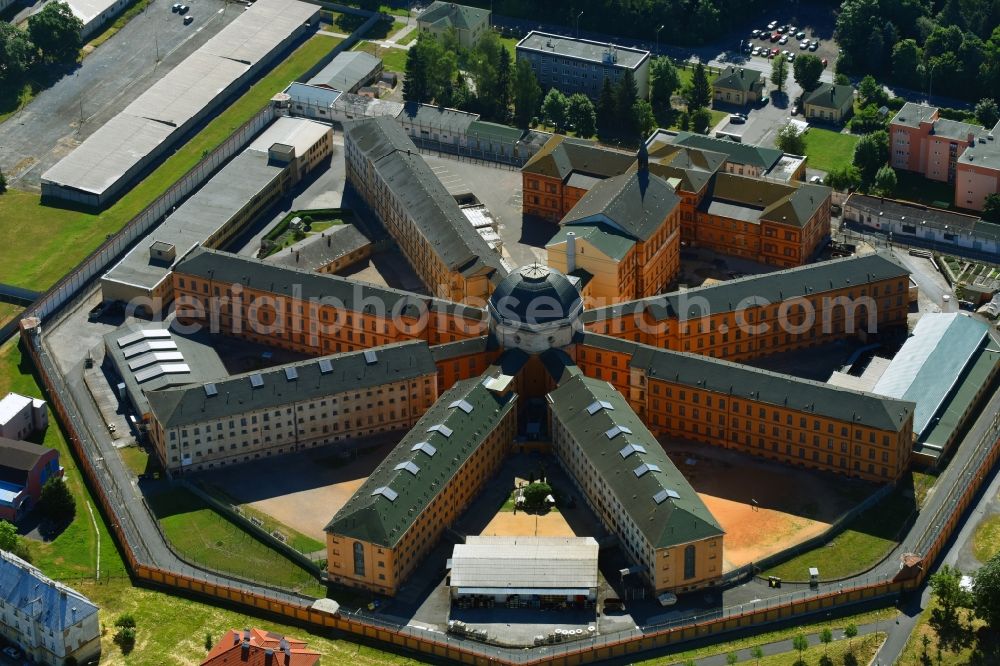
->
[521, 135, 636, 221]
[546, 151, 682, 303]
[101, 117, 333, 313]
[583, 252, 910, 362]
[0, 393, 48, 441]
[0, 439, 62, 523]
[172, 248, 489, 356]
[712, 67, 765, 106]
[548, 374, 724, 593]
[343, 116, 508, 303]
[146, 342, 439, 473]
[516, 31, 650, 101]
[325, 374, 517, 595]
[416, 1, 491, 50]
[0, 550, 101, 666]
[889, 102, 1000, 211]
[576, 334, 915, 483]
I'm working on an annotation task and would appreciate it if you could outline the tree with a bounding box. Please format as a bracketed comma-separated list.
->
[852, 129, 890, 183]
[27, 2, 82, 65]
[567, 93, 596, 138]
[873, 165, 897, 195]
[929, 564, 972, 647]
[973, 552, 1000, 628]
[0, 520, 16, 552]
[792, 633, 808, 661]
[983, 193, 1000, 223]
[793, 55, 824, 92]
[835, 0, 883, 74]
[725, 652, 738, 665]
[0, 22, 35, 85]
[521, 482, 552, 511]
[834, 73, 851, 86]
[857, 74, 888, 107]
[541, 89, 569, 132]
[596, 77, 617, 140]
[204, 632, 214, 651]
[849, 103, 888, 134]
[819, 627, 833, 655]
[843, 623, 858, 653]
[469, 31, 506, 119]
[512, 58, 542, 128]
[750, 645, 764, 665]
[975, 98, 1000, 128]
[676, 110, 690, 131]
[891, 38, 923, 89]
[649, 57, 681, 124]
[0, 168, 6, 195]
[39, 477, 75, 524]
[825, 165, 862, 191]
[403, 36, 430, 103]
[616, 69, 640, 140]
[113, 615, 136, 654]
[633, 100, 656, 141]
[690, 107, 712, 135]
[495, 44, 513, 123]
[775, 122, 806, 155]
[683, 63, 712, 112]
[770, 56, 788, 94]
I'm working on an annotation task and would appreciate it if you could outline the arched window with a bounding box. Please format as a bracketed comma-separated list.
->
[684, 545, 696, 580]
[353, 542, 365, 576]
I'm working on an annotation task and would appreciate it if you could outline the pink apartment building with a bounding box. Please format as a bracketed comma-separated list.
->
[889, 102, 1000, 212]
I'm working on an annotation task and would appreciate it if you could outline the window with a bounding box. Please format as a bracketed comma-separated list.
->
[353, 542, 365, 576]
[684, 544, 696, 580]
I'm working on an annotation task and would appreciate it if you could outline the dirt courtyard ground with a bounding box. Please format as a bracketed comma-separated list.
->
[201, 440, 398, 542]
[478, 510, 576, 537]
[658, 440, 875, 572]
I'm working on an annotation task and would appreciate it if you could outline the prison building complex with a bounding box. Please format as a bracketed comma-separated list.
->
[515, 31, 650, 101]
[146, 342, 439, 473]
[172, 248, 489, 356]
[546, 148, 682, 303]
[325, 375, 517, 596]
[575, 334, 916, 483]
[41, 0, 319, 208]
[101, 118, 332, 312]
[582, 252, 911, 362]
[548, 374, 724, 593]
[343, 116, 509, 303]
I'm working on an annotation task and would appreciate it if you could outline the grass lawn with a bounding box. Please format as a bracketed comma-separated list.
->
[897, 599, 992, 665]
[146, 487, 325, 597]
[352, 40, 408, 72]
[802, 128, 859, 173]
[636, 608, 894, 665]
[117, 444, 153, 476]
[763, 470, 934, 582]
[199, 482, 326, 554]
[0, 302, 24, 328]
[893, 169, 956, 208]
[755, 632, 883, 665]
[0, 33, 342, 291]
[973, 512, 1000, 563]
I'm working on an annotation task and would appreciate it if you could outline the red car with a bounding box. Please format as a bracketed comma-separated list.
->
[822, 58, 829, 67]
[770, 32, 781, 42]
[770, 47, 780, 58]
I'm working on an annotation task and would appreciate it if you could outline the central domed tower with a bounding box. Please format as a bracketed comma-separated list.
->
[488, 264, 583, 354]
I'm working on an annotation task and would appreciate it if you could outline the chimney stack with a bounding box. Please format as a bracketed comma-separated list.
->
[566, 232, 577, 273]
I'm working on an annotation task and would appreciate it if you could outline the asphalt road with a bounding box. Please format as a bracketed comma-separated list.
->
[0, 0, 240, 188]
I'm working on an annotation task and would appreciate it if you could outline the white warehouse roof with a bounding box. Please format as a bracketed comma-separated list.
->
[450, 536, 599, 592]
[41, 0, 317, 199]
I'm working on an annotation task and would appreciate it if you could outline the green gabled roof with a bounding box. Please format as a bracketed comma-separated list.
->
[712, 66, 763, 94]
[429, 335, 498, 362]
[418, 1, 490, 31]
[547, 374, 723, 549]
[669, 132, 782, 170]
[325, 376, 516, 547]
[646, 143, 726, 194]
[578, 333, 915, 433]
[561, 170, 681, 242]
[546, 223, 635, 261]
[802, 83, 855, 111]
[581, 251, 909, 324]
[147, 341, 437, 429]
[702, 173, 830, 228]
[521, 135, 635, 182]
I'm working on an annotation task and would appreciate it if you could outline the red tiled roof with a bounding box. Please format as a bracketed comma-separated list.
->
[201, 628, 321, 666]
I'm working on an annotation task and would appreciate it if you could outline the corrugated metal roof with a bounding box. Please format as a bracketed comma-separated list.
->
[449, 537, 599, 590]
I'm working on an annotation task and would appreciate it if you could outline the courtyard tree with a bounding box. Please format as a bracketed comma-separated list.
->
[770, 56, 788, 94]
[852, 130, 890, 184]
[541, 88, 569, 132]
[683, 62, 712, 112]
[825, 165, 862, 191]
[750, 645, 764, 664]
[522, 482, 552, 511]
[775, 122, 806, 156]
[973, 551, 1000, 628]
[403, 36, 430, 103]
[567, 93, 597, 138]
[873, 165, 897, 196]
[27, 2, 82, 65]
[40, 477, 75, 524]
[616, 69, 640, 141]
[792, 633, 808, 662]
[929, 564, 972, 649]
[975, 97, 1000, 129]
[843, 623, 858, 653]
[633, 99, 656, 141]
[793, 54, 824, 92]
[690, 107, 712, 135]
[512, 58, 542, 128]
[857, 74, 889, 108]
[0, 520, 17, 552]
[820, 627, 833, 656]
[596, 77, 617, 140]
[649, 56, 681, 124]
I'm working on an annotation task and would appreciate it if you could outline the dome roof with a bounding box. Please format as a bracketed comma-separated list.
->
[490, 264, 582, 325]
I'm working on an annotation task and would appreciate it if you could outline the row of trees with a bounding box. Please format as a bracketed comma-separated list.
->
[835, 0, 1000, 104]
[0, 2, 84, 88]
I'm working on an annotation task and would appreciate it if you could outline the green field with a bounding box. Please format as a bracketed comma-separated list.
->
[973, 512, 1000, 563]
[0, 302, 23, 328]
[352, 40, 408, 72]
[0, 33, 342, 290]
[755, 632, 884, 665]
[146, 487, 325, 597]
[802, 127, 860, 172]
[764, 471, 936, 581]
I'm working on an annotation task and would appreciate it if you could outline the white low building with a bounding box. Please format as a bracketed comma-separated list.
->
[0, 550, 101, 666]
[0, 393, 48, 441]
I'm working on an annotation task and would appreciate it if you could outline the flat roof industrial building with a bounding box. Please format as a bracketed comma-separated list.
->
[41, 0, 319, 208]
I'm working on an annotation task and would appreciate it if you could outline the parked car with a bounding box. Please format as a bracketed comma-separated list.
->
[770, 47, 780, 57]
[759, 31, 770, 40]
[810, 176, 824, 183]
[177, 3, 188, 13]
[760, 95, 769, 105]
[809, 41, 819, 51]
[183, 14, 193, 23]
[767, 20, 778, 30]
[799, 41, 809, 49]
[778, 35, 789, 45]
[729, 114, 746, 124]
[770, 32, 780, 42]
[752, 46, 761, 56]
[171, 2, 181, 10]
[795, 30, 806, 39]
[751, 29, 761, 37]
[787, 53, 795, 62]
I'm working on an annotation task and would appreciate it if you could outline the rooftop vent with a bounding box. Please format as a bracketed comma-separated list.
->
[204, 383, 218, 397]
[395, 461, 420, 475]
[284, 366, 298, 381]
[633, 463, 662, 478]
[372, 486, 398, 502]
[427, 424, 453, 437]
[364, 350, 378, 365]
[318, 358, 333, 374]
[619, 443, 647, 458]
[249, 373, 264, 388]
[411, 441, 437, 457]
[449, 399, 474, 414]
[586, 400, 614, 415]
[605, 425, 633, 439]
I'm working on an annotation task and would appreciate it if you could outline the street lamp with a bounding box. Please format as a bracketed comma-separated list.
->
[928, 61, 940, 102]
[575, 10, 584, 38]
[655, 24, 664, 55]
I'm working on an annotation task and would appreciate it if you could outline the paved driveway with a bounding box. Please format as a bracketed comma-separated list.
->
[0, 0, 239, 188]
